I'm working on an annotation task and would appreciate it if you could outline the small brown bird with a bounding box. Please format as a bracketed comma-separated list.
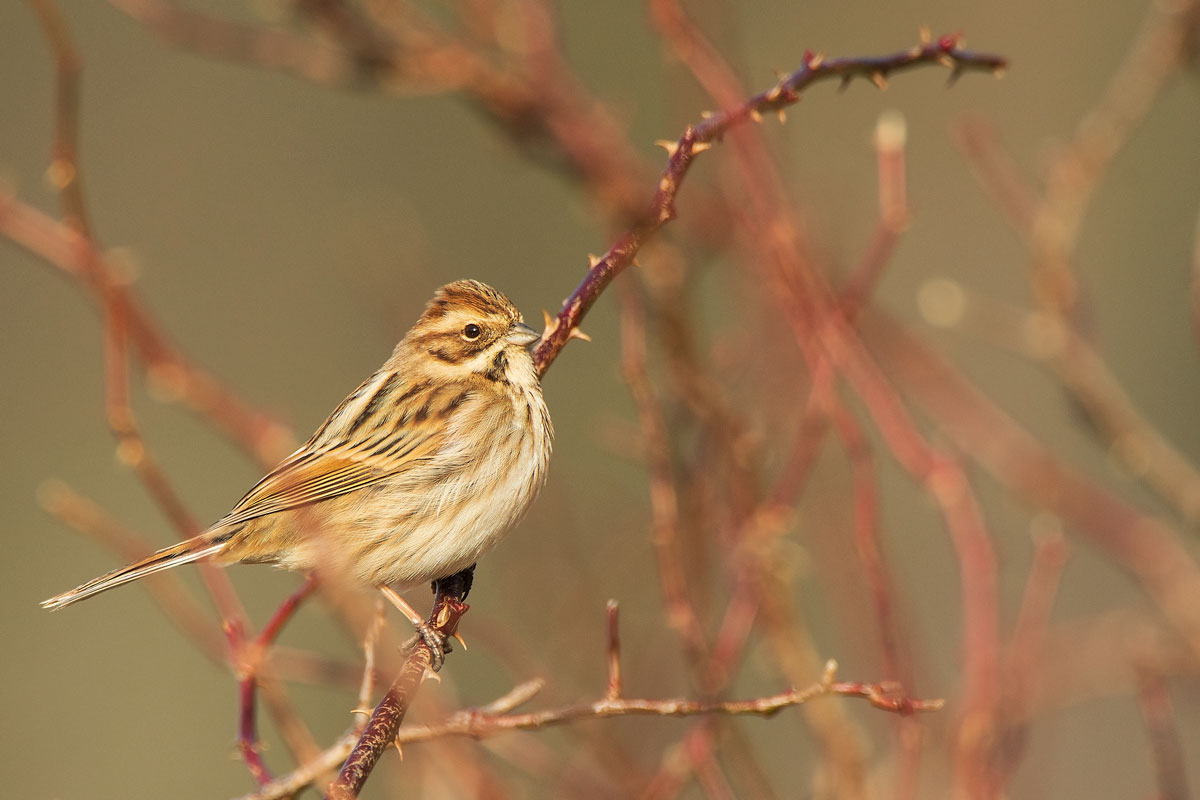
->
[43, 281, 552, 643]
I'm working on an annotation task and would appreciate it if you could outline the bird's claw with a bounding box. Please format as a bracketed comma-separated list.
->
[412, 619, 448, 672]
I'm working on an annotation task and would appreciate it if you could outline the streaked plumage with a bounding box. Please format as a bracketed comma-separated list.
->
[43, 280, 551, 610]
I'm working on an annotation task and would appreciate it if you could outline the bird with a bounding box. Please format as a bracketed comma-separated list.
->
[42, 280, 552, 660]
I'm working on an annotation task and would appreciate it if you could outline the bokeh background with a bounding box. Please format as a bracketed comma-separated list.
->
[2, 1, 1199, 798]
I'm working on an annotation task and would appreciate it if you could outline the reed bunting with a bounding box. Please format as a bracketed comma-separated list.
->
[43, 280, 552, 657]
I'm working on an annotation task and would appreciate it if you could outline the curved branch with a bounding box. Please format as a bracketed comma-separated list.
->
[531, 35, 1005, 376]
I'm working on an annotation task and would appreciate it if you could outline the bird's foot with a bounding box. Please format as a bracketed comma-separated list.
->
[411, 618, 448, 672]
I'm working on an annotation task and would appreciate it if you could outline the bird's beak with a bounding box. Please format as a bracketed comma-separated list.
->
[505, 321, 540, 347]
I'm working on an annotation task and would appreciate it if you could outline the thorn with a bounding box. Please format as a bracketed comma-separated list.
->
[587, 253, 602, 269]
[423, 666, 442, 683]
[541, 309, 560, 339]
[654, 139, 679, 157]
[919, 25, 931, 44]
[948, 65, 964, 87]
[452, 631, 468, 651]
[659, 175, 674, 192]
[749, 108, 763, 123]
[393, 739, 404, 759]
[822, 659, 839, 686]
[937, 54, 955, 69]
[699, 110, 715, 120]
[568, 327, 592, 343]
[870, 71, 888, 90]
[350, 707, 373, 717]
[765, 86, 782, 102]
[691, 140, 712, 154]
[809, 52, 825, 69]
[776, 108, 787, 124]
[838, 74, 853, 93]
[992, 65, 1007, 79]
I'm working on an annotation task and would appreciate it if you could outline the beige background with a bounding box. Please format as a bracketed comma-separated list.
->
[2, 1, 1199, 797]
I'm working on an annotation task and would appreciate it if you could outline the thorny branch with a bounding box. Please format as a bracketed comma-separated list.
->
[530, 34, 1005, 375]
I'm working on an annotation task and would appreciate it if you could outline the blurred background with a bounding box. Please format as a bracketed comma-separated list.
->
[2, 1, 1199, 798]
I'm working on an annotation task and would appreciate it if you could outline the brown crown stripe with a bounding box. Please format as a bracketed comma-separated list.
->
[426, 280, 519, 321]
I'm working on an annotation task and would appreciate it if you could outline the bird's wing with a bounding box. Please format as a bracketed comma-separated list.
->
[215, 406, 452, 528]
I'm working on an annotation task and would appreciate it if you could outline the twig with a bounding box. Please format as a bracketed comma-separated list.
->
[388, 662, 943, 729]
[356, 597, 388, 716]
[530, 35, 1005, 376]
[828, 400, 906, 686]
[228, 576, 319, 786]
[991, 523, 1070, 792]
[618, 283, 710, 668]
[563, 666, 935, 742]
[605, 599, 622, 701]
[1134, 668, 1191, 800]
[838, 111, 910, 317]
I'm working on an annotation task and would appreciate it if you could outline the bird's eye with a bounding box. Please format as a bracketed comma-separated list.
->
[461, 323, 482, 341]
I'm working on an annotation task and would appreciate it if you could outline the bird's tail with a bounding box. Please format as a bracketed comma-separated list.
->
[41, 531, 232, 611]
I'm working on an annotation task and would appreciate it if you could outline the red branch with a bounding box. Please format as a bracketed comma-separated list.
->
[227, 576, 319, 786]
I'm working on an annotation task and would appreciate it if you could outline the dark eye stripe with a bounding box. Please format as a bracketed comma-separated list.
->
[429, 346, 460, 364]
